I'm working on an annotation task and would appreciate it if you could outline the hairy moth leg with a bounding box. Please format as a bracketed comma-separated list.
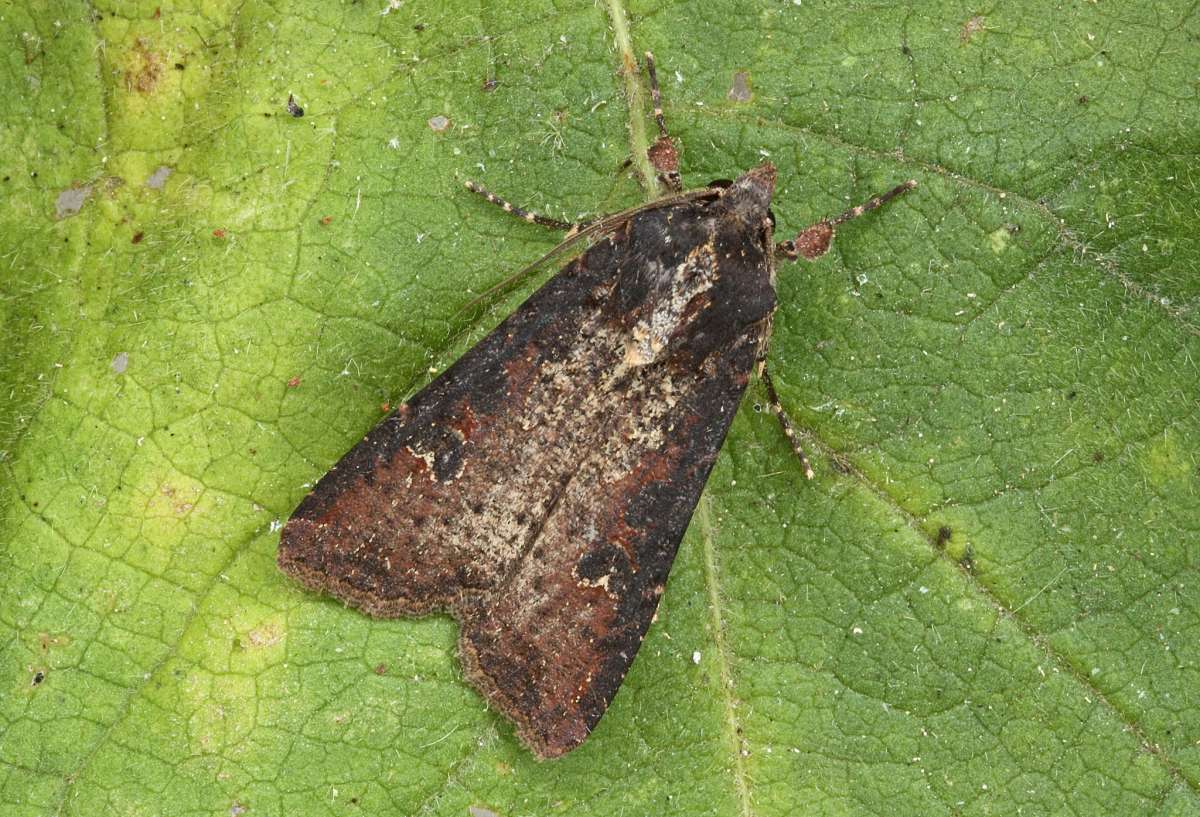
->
[761, 368, 816, 480]
[642, 51, 682, 192]
[765, 179, 918, 476]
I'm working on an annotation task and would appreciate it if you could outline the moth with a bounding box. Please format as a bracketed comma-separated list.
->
[278, 53, 915, 758]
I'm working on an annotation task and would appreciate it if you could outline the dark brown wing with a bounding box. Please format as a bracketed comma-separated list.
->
[278, 167, 779, 757]
[453, 330, 763, 756]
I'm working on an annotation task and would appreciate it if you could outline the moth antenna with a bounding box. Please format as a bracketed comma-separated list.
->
[642, 51, 682, 192]
[463, 180, 579, 231]
[776, 179, 918, 261]
[644, 51, 669, 140]
[827, 179, 919, 228]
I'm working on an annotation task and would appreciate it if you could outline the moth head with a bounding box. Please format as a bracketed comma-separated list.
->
[718, 163, 777, 226]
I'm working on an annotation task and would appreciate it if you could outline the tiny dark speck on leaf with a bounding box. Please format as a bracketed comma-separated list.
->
[483, 78, 498, 92]
[374, 663, 388, 675]
[319, 215, 333, 225]
[286, 93, 304, 117]
[936, 526, 953, 547]
[1093, 451, 1105, 463]
[32, 671, 45, 686]
[728, 70, 752, 102]
[959, 546, 976, 572]
[132, 231, 144, 244]
[212, 228, 227, 239]
[428, 115, 451, 132]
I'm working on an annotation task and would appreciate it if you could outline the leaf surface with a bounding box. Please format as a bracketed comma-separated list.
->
[2, 2, 1198, 815]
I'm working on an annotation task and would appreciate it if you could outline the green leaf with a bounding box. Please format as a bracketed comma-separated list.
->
[2, 1, 1198, 815]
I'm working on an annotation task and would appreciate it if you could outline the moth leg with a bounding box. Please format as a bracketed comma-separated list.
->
[642, 51, 682, 193]
[463, 180, 589, 235]
[775, 179, 918, 262]
[761, 368, 815, 480]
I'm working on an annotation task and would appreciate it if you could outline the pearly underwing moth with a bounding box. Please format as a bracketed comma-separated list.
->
[277, 53, 916, 759]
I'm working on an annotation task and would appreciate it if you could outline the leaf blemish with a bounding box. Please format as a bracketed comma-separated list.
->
[960, 15, 986, 44]
[55, 185, 92, 219]
[728, 70, 752, 103]
[146, 166, 173, 189]
[125, 40, 164, 94]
